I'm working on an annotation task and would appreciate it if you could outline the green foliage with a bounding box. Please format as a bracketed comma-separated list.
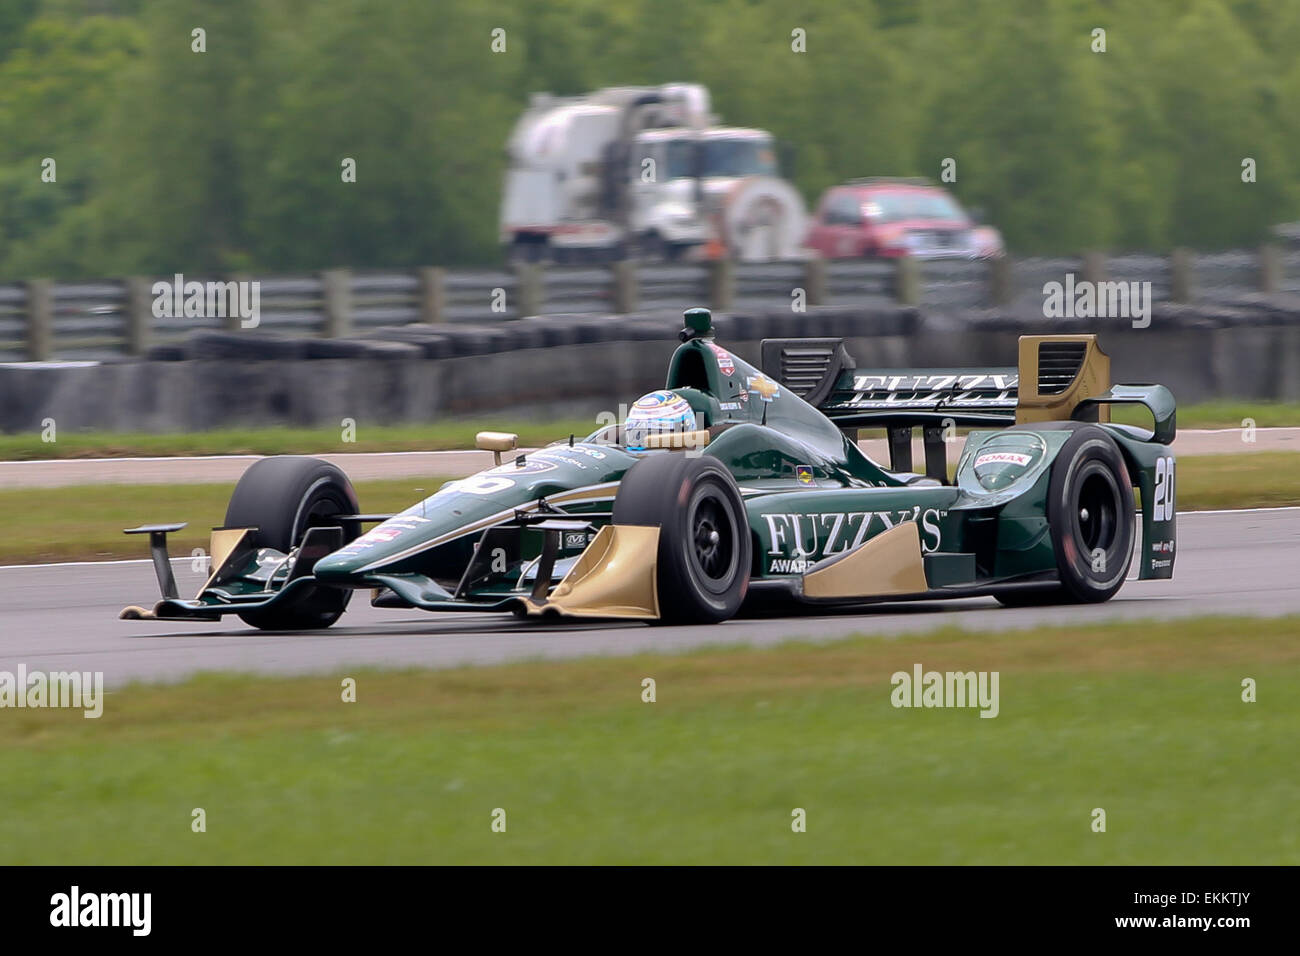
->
[0, 13, 144, 277]
[0, 0, 42, 62]
[0, 0, 1297, 277]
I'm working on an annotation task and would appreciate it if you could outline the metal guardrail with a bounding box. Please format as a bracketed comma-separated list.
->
[0, 247, 1292, 361]
[0, 284, 26, 359]
[1280, 250, 1300, 295]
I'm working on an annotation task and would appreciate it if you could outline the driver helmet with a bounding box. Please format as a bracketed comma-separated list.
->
[623, 390, 696, 451]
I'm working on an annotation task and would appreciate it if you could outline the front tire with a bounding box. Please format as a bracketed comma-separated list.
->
[223, 456, 360, 630]
[613, 454, 751, 625]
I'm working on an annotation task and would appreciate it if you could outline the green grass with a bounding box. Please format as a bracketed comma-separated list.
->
[1, 616, 1295, 865]
[1, 400, 1296, 461]
[0, 419, 599, 461]
[0, 478, 453, 563]
[1167, 451, 1300, 510]
[2, 452, 1296, 564]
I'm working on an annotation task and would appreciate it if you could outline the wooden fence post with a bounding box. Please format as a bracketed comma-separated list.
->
[1259, 244, 1281, 294]
[803, 255, 827, 307]
[419, 267, 446, 323]
[125, 276, 153, 355]
[988, 255, 1012, 307]
[611, 259, 638, 314]
[709, 258, 734, 312]
[321, 268, 352, 337]
[514, 263, 542, 318]
[1169, 248, 1194, 303]
[26, 279, 52, 361]
[894, 255, 920, 306]
[1082, 250, 1107, 286]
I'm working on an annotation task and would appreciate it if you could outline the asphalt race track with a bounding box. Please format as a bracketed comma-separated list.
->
[1, 509, 1296, 688]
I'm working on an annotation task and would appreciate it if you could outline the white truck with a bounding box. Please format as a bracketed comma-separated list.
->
[500, 84, 807, 263]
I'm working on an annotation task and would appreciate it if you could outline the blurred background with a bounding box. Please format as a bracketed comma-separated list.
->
[2, 0, 1299, 427]
[1, 0, 1298, 278]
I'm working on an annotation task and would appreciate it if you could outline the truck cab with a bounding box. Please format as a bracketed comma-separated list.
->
[500, 84, 805, 263]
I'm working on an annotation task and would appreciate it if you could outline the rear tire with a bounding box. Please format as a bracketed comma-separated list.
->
[996, 423, 1134, 606]
[223, 456, 360, 630]
[613, 454, 751, 625]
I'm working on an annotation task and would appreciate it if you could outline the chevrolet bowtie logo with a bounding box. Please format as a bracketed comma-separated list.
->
[747, 374, 780, 400]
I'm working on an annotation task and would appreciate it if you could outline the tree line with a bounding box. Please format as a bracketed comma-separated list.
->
[1, 0, 1297, 279]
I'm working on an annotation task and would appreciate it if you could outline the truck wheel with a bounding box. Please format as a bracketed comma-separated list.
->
[613, 454, 751, 625]
[224, 456, 361, 630]
[635, 232, 667, 262]
[996, 424, 1134, 606]
[506, 237, 548, 264]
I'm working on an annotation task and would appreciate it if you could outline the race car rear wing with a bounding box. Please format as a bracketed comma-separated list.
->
[760, 333, 1175, 477]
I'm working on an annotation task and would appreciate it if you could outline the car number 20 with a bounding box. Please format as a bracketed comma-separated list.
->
[1153, 456, 1176, 522]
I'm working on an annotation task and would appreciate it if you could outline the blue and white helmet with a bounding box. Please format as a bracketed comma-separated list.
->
[624, 390, 696, 451]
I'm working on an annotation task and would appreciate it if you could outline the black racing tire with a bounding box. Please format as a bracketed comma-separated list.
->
[223, 456, 361, 630]
[996, 423, 1134, 606]
[613, 454, 751, 625]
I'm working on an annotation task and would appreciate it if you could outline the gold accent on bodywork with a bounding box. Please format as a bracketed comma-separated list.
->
[202, 527, 256, 594]
[476, 431, 519, 467]
[801, 522, 928, 600]
[1015, 334, 1111, 425]
[209, 528, 248, 574]
[524, 525, 660, 619]
[645, 429, 711, 451]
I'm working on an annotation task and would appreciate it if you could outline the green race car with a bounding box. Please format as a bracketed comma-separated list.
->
[121, 308, 1176, 628]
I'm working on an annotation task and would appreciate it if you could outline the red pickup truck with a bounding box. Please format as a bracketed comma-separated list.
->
[805, 178, 1004, 260]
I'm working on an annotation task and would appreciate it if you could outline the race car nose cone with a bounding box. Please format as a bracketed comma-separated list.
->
[311, 550, 366, 582]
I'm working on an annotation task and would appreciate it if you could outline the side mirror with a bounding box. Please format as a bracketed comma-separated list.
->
[967, 206, 986, 225]
[476, 431, 519, 467]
